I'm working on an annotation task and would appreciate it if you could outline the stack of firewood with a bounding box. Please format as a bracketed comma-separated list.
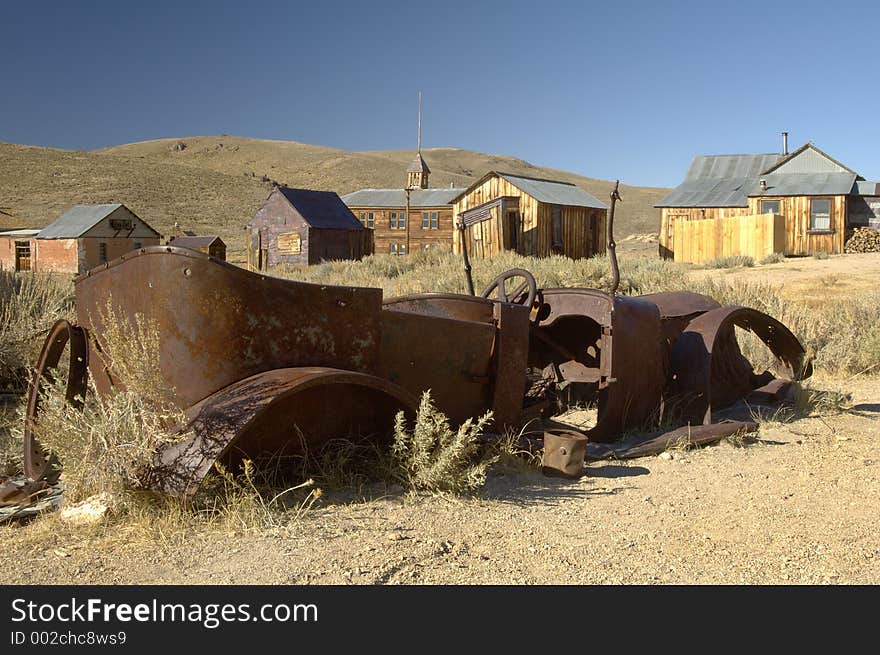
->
[844, 227, 880, 253]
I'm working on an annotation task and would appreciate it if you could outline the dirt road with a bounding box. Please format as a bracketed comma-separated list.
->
[2, 374, 877, 585]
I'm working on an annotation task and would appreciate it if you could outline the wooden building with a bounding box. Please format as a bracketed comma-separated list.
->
[451, 172, 608, 259]
[168, 235, 227, 260]
[246, 186, 369, 269]
[0, 204, 161, 275]
[341, 153, 465, 255]
[657, 142, 880, 259]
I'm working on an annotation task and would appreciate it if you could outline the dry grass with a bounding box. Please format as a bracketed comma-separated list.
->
[25, 303, 190, 501]
[274, 249, 687, 298]
[0, 268, 73, 388]
[704, 255, 755, 269]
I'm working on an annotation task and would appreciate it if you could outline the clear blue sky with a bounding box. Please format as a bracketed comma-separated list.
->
[2, 0, 879, 187]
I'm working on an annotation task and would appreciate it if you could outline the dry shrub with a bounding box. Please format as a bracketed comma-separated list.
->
[704, 255, 755, 269]
[0, 268, 73, 387]
[391, 392, 495, 494]
[26, 300, 189, 501]
[687, 277, 880, 376]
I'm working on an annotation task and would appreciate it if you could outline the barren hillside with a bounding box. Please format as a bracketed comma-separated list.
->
[1, 136, 669, 261]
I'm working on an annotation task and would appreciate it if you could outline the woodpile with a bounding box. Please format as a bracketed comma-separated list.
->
[844, 227, 880, 253]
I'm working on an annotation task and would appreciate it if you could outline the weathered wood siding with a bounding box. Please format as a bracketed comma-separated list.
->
[454, 176, 606, 259]
[246, 189, 367, 269]
[660, 196, 847, 258]
[672, 213, 785, 264]
[746, 195, 846, 255]
[349, 206, 454, 255]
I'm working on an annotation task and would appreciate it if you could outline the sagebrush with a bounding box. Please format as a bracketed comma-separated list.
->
[390, 392, 496, 494]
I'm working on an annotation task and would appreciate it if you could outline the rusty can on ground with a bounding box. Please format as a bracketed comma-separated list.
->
[541, 430, 588, 478]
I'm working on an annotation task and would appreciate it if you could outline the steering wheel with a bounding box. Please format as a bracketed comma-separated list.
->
[480, 268, 538, 308]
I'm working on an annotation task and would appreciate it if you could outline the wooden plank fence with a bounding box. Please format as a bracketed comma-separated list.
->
[672, 213, 785, 264]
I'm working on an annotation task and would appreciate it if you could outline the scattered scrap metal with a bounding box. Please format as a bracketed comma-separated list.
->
[10, 181, 812, 508]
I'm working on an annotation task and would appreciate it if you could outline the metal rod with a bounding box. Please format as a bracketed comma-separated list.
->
[608, 180, 622, 296]
[459, 222, 475, 295]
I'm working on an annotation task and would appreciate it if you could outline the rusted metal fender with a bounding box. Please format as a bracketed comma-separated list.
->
[636, 291, 722, 348]
[666, 306, 812, 425]
[147, 367, 419, 498]
[23, 320, 89, 482]
[74, 246, 384, 411]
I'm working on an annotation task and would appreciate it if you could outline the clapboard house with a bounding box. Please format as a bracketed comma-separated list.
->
[452, 172, 608, 259]
[657, 138, 880, 260]
[342, 153, 465, 255]
[246, 186, 369, 269]
[0, 204, 161, 274]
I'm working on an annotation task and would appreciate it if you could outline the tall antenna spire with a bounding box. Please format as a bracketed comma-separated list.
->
[417, 91, 422, 153]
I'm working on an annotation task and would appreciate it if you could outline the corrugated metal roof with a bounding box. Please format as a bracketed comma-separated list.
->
[855, 181, 880, 196]
[36, 204, 123, 239]
[341, 188, 465, 208]
[746, 172, 857, 197]
[169, 235, 224, 248]
[276, 188, 364, 230]
[497, 173, 607, 209]
[656, 154, 783, 207]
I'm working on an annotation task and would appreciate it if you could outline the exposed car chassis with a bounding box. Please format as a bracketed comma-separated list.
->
[23, 245, 811, 497]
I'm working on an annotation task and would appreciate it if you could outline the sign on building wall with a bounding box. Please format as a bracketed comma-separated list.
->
[277, 231, 302, 254]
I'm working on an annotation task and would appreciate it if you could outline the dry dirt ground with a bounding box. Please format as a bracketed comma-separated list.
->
[1, 372, 877, 585]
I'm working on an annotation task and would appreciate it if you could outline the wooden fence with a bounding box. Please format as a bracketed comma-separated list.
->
[672, 213, 785, 264]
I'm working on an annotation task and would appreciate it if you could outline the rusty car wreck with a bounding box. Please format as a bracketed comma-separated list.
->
[20, 186, 813, 498]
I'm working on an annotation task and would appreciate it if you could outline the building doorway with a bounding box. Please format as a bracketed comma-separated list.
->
[506, 210, 520, 252]
[15, 241, 31, 271]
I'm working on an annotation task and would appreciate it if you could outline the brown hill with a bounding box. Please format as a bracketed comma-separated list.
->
[1, 136, 668, 262]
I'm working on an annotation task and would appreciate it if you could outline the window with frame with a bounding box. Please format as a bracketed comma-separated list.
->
[99, 242, 107, 262]
[390, 242, 407, 256]
[422, 212, 430, 229]
[810, 198, 831, 231]
[359, 212, 366, 226]
[430, 212, 438, 229]
[759, 199, 781, 215]
[366, 212, 375, 229]
[390, 211, 406, 229]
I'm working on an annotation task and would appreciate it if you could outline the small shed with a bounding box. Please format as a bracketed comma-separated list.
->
[0, 229, 40, 271]
[168, 235, 227, 260]
[452, 172, 608, 259]
[246, 187, 369, 269]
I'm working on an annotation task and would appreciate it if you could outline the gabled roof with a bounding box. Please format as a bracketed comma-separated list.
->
[406, 153, 431, 174]
[341, 187, 466, 208]
[655, 154, 782, 208]
[657, 144, 867, 208]
[453, 172, 607, 209]
[272, 187, 364, 230]
[760, 143, 858, 176]
[169, 235, 225, 248]
[37, 203, 159, 239]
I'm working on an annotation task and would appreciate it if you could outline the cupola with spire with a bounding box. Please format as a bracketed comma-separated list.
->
[406, 92, 430, 189]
